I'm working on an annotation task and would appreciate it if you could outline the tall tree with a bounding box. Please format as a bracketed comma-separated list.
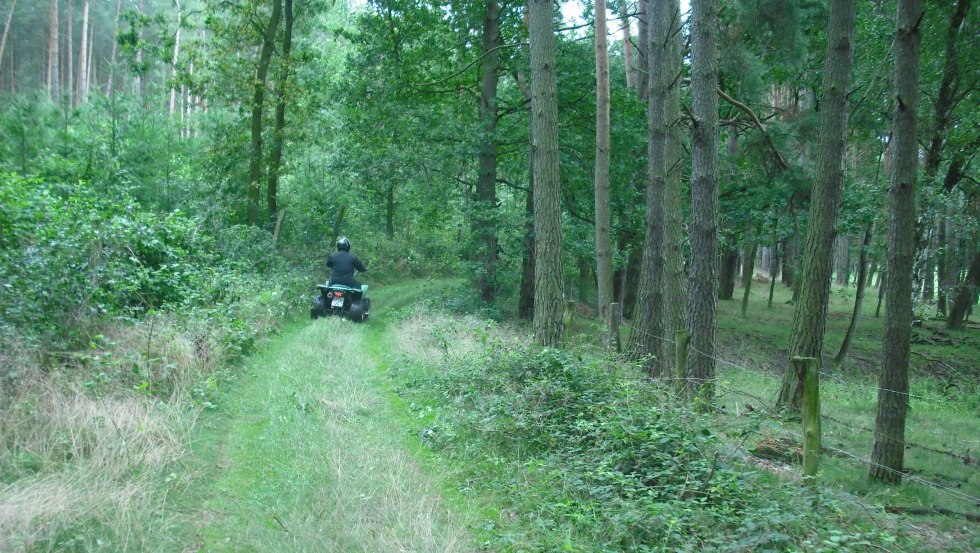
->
[0, 0, 16, 88]
[76, 0, 88, 104]
[105, 0, 120, 96]
[47, 0, 58, 97]
[686, 0, 720, 401]
[631, 0, 672, 374]
[267, 0, 294, 220]
[247, 0, 282, 226]
[169, 0, 183, 115]
[834, 221, 874, 366]
[776, 0, 857, 412]
[618, 0, 635, 89]
[476, 0, 502, 302]
[929, 0, 971, 317]
[662, 0, 685, 362]
[594, 0, 613, 327]
[65, 0, 72, 104]
[529, 0, 564, 346]
[870, 0, 921, 483]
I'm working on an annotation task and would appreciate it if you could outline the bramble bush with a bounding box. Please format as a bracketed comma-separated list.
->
[391, 314, 903, 552]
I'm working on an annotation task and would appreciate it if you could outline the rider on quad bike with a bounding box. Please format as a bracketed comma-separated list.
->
[311, 237, 371, 321]
[327, 236, 367, 287]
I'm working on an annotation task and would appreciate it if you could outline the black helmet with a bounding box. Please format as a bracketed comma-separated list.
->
[337, 236, 351, 252]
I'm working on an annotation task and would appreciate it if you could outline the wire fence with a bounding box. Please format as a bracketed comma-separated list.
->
[616, 321, 980, 511]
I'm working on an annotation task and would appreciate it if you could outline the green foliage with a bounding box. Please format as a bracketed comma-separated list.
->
[391, 316, 900, 551]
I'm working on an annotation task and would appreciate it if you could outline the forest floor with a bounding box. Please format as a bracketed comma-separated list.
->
[168, 278, 979, 552]
[173, 283, 477, 552]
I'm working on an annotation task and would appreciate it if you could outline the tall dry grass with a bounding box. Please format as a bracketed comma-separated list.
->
[0, 315, 227, 552]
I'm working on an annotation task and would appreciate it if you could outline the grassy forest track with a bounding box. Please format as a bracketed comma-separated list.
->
[175, 282, 476, 552]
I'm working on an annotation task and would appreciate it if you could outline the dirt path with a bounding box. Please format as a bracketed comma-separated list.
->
[177, 285, 475, 552]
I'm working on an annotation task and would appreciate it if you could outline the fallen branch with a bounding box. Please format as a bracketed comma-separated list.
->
[884, 506, 980, 522]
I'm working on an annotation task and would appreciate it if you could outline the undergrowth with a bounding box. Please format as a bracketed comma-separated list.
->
[390, 312, 910, 552]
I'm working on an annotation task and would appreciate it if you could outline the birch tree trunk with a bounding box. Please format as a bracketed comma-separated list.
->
[594, 0, 613, 328]
[529, 0, 564, 347]
[686, 0, 720, 403]
[776, 0, 857, 412]
[870, 0, 921, 483]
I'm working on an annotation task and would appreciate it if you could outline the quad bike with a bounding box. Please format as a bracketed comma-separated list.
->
[311, 283, 371, 322]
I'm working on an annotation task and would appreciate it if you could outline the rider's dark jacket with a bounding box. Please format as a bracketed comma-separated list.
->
[327, 251, 367, 287]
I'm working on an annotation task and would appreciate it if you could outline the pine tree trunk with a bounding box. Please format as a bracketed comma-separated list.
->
[635, 0, 648, 100]
[76, 0, 88, 104]
[948, 250, 980, 329]
[618, 0, 635, 89]
[630, 0, 673, 374]
[169, 0, 182, 114]
[741, 241, 758, 317]
[718, 242, 739, 300]
[870, 0, 920, 484]
[267, 0, 293, 224]
[834, 221, 874, 366]
[476, 0, 502, 302]
[686, 0, 720, 403]
[776, 0, 856, 412]
[48, 0, 58, 97]
[65, 0, 72, 105]
[247, 0, 282, 226]
[594, 0, 613, 325]
[518, 174, 535, 319]
[663, 0, 686, 369]
[105, 0, 119, 96]
[529, 0, 564, 347]
[0, 0, 16, 88]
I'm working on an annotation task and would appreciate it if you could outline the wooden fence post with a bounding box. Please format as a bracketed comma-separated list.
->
[793, 356, 820, 479]
[675, 330, 691, 399]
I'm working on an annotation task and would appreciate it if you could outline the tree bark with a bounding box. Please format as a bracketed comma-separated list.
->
[834, 221, 874, 366]
[870, 0, 920, 484]
[686, 0, 720, 403]
[776, 0, 856, 412]
[518, 168, 535, 320]
[948, 250, 980, 329]
[740, 241, 758, 317]
[0, 0, 16, 91]
[630, 0, 681, 375]
[169, 0, 183, 115]
[663, 0, 686, 362]
[594, 0, 613, 326]
[385, 181, 395, 239]
[718, 241, 739, 300]
[618, 0, 635, 89]
[105, 0, 120, 96]
[47, 0, 58, 98]
[76, 0, 88, 104]
[267, 0, 293, 223]
[529, 0, 564, 346]
[476, 0, 502, 302]
[635, 0, 648, 100]
[66, 0, 73, 105]
[247, 0, 282, 226]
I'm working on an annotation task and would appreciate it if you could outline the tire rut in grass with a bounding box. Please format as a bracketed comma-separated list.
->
[182, 308, 474, 552]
